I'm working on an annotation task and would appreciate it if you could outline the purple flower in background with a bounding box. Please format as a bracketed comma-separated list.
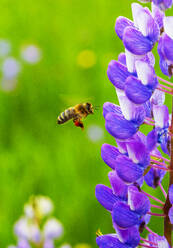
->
[17, 240, 31, 248]
[9, 196, 64, 248]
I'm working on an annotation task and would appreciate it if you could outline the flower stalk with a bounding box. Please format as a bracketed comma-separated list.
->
[95, 1, 173, 247]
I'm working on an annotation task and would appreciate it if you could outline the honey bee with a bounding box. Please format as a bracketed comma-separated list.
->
[57, 102, 94, 129]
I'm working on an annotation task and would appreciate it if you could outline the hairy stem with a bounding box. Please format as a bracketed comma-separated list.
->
[163, 98, 173, 245]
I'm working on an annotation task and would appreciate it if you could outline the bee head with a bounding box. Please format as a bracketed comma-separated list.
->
[86, 102, 94, 114]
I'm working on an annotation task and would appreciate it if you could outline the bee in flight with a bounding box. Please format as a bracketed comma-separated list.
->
[57, 102, 94, 129]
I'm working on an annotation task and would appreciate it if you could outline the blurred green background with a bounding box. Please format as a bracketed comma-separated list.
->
[0, 0, 172, 247]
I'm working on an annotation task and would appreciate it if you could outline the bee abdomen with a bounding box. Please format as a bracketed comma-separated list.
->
[57, 108, 74, 124]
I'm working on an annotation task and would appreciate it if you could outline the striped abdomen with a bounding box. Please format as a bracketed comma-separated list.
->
[57, 108, 75, 124]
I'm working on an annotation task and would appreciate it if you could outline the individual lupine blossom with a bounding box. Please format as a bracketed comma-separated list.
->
[9, 195, 64, 248]
[96, 1, 173, 248]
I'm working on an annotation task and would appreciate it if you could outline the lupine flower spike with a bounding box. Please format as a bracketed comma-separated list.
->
[96, 0, 173, 247]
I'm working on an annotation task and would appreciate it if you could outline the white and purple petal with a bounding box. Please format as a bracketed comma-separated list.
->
[158, 36, 170, 76]
[162, 33, 173, 62]
[107, 60, 131, 90]
[126, 140, 150, 167]
[112, 202, 140, 228]
[103, 102, 123, 119]
[95, 184, 120, 211]
[101, 144, 121, 169]
[144, 167, 166, 188]
[116, 140, 128, 154]
[135, 60, 158, 88]
[132, 3, 159, 43]
[151, 89, 165, 106]
[118, 52, 126, 65]
[113, 224, 140, 247]
[115, 155, 144, 183]
[153, 105, 169, 128]
[96, 234, 131, 248]
[152, 3, 165, 29]
[118, 95, 146, 125]
[157, 236, 170, 248]
[164, 16, 173, 39]
[146, 129, 157, 152]
[160, 133, 170, 155]
[115, 17, 135, 40]
[128, 186, 151, 215]
[125, 76, 152, 104]
[105, 112, 138, 139]
[123, 26, 153, 55]
[153, 0, 173, 10]
[108, 171, 128, 200]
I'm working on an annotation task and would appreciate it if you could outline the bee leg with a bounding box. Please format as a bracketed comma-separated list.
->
[73, 119, 84, 130]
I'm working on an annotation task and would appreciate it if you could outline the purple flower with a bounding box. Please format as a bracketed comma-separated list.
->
[101, 130, 150, 183]
[95, 184, 123, 211]
[96, 0, 173, 247]
[96, 234, 133, 248]
[103, 99, 146, 140]
[107, 56, 158, 104]
[116, 3, 159, 55]
[158, 17, 173, 77]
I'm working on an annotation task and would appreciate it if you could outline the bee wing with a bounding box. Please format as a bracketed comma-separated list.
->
[59, 94, 94, 106]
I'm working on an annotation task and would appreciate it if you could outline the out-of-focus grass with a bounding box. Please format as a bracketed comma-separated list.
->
[0, 0, 172, 247]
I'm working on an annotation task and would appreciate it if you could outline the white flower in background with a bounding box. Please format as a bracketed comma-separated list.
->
[21, 45, 41, 64]
[43, 218, 63, 239]
[14, 217, 30, 240]
[2, 57, 21, 79]
[7, 245, 17, 248]
[87, 125, 104, 142]
[24, 203, 35, 219]
[36, 196, 54, 217]
[0, 40, 11, 57]
[9, 195, 67, 248]
[43, 239, 54, 248]
[17, 239, 31, 248]
[14, 217, 41, 243]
